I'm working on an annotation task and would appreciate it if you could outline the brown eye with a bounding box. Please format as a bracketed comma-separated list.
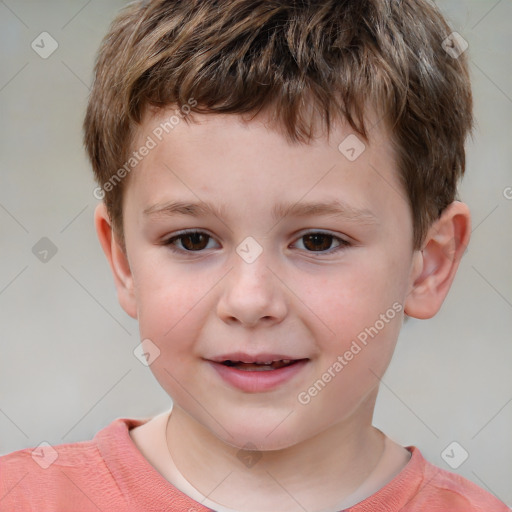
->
[294, 232, 350, 255]
[165, 231, 214, 252]
[302, 233, 334, 252]
[180, 233, 210, 251]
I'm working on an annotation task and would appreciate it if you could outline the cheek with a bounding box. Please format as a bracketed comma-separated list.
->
[131, 256, 207, 348]
[298, 256, 407, 344]
[134, 270, 208, 398]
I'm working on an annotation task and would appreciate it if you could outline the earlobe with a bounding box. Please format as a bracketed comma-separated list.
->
[404, 201, 471, 319]
[94, 203, 138, 319]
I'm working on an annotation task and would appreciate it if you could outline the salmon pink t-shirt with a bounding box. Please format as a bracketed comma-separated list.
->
[0, 417, 508, 511]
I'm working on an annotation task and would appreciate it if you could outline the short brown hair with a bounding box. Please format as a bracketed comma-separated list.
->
[84, 0, 473, 251]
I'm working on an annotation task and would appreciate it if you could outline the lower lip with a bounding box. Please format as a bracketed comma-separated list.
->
[208, 360, 309, 393]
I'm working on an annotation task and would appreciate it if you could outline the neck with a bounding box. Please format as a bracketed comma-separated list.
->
[165, 390, 386, 512]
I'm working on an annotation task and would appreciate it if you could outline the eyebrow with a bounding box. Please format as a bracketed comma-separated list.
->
[143, 199, 378, 225]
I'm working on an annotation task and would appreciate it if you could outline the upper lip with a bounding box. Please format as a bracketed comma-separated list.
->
[208, 352, 307, 364]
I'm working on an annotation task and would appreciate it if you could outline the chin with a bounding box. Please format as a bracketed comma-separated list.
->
[212, 419, 308, 452]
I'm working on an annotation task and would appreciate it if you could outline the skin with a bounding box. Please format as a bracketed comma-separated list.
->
[95, 107, 471, 512]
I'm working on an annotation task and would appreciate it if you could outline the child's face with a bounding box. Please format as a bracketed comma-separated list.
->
[114, 108, 421, 450]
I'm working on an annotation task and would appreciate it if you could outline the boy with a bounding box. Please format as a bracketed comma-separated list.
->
[1, 0, 509, 510]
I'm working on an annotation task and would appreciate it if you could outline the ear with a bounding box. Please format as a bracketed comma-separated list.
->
[404, 201, 471, 319]
[94, 203, 138, 319]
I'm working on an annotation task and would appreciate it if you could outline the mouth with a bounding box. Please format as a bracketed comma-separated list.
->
[208, 355, 310, 392]
[219, 359, 306, 371]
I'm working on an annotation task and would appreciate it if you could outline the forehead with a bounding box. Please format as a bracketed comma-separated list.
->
[133, 103, 394, 159]
[124, 106, 405, 226]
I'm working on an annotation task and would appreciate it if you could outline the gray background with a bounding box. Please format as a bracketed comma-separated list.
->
[1, 0, 511, 507]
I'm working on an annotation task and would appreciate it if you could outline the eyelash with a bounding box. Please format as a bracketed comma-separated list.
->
[163, 229, 351, 256]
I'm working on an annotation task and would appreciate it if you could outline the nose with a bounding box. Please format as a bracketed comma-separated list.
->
[216, 251, 288, 328]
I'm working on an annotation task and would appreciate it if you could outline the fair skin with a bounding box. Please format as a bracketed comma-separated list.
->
[95, 107, 470, 512]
